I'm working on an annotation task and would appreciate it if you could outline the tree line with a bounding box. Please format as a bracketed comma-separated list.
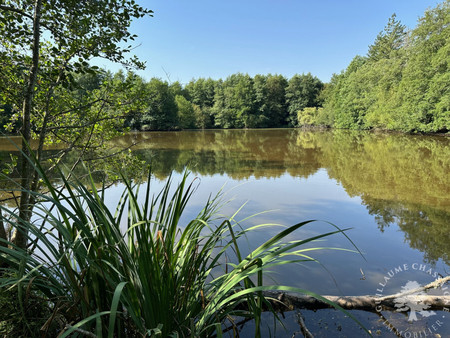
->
[1, 1, 448, 134]
[1, 1, 449, 138]
[0, 71, 324, 133]
[321, 1, 449, 133]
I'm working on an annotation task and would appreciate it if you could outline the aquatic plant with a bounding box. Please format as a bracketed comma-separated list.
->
[0, 156, 367, 337]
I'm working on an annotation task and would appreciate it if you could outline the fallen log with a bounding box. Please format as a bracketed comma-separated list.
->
[263, 276, 450, 312]
[265, 293, 450, 312]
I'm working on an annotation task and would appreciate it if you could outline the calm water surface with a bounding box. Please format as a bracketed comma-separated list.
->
[2, 129, 449, 336]
[119, 129, 450, 336]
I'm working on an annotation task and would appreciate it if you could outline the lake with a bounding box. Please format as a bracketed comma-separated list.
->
[1, 128, 449, 336]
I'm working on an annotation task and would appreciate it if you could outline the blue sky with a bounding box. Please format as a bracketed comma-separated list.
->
[95, 0, 441, 84]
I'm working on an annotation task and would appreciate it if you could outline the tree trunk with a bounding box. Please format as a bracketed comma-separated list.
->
[11, 0, 42, 249]
[265, 292, 450, 312]
[264, 276, 450, 313]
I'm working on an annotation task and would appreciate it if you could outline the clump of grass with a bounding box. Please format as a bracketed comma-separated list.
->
[0, 282, 59, 337]
[0, 156, 368, 337]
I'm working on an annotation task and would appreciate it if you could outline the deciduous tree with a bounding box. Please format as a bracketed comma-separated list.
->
[0, 0, 152, 248]
[285, 73, 324, 127]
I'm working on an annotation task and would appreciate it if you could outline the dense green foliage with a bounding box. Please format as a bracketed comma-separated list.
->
[0, 71, 324, 133]
[76, 0, 449, 133]
[0, 285, 58, 336]
[88, 0, 450, 134]
[1, 1, 448, 138]
[322, 2, 450, 133]
[0, 0, 153, 249]
[0, 0, 152, 139]
[286, 73, 324, 126]
[103, 72, 323, 131]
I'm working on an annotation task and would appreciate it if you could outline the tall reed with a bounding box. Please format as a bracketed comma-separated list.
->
[0, 156, 368, 337]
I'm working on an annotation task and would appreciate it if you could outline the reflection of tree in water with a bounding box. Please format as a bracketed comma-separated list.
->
[132, 129, 323, 180]
[131, 129, 450, 265]
[364, 198, 449, 265]
[0, 145, 145, 207]
[286, 130, 323, 178]
[313, 130, 450, 265]
[1, 129, 449, 263]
